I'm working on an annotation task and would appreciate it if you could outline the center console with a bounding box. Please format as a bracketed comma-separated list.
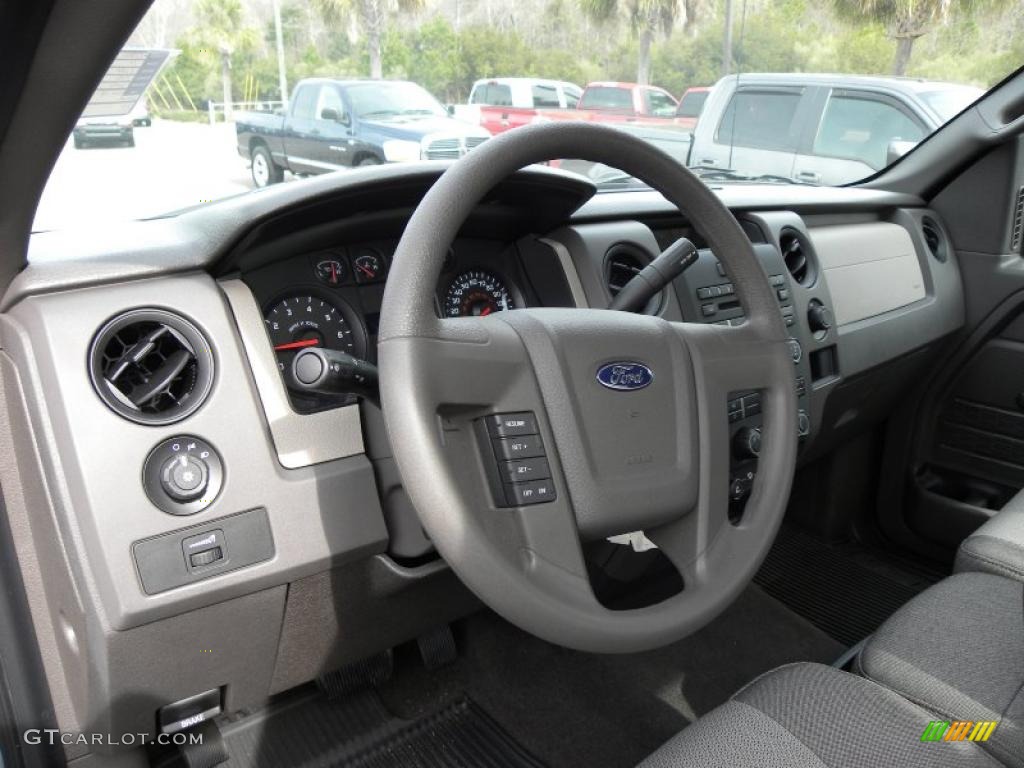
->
[660, 214, 842, 515]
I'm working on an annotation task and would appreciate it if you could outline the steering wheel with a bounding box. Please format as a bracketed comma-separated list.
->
[377, 122, 797, 653]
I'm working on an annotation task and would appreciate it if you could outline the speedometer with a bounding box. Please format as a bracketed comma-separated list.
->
[443, 270, 515, 318]
[264, 294, 356, 374]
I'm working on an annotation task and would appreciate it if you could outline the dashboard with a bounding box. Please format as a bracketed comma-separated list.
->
[0, 163, 964, 749]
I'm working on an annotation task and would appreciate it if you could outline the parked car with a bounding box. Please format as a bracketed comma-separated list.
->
[236, 78, 491, 188]
[674, 85, 710, 129]
[576, 81, 679, 120]
[452, 77, 582, 134]
[72, 114, 134, 148]
[686, 73, 983, 185]
[130, 99, 152, 127]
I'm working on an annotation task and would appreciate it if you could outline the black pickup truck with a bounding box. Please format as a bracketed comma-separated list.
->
[236, 78, 491, 187]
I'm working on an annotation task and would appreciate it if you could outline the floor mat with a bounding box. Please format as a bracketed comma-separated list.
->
[219, 688, 545, 768]
[754, 525, 945, 646]
[379, 586, 845, 768]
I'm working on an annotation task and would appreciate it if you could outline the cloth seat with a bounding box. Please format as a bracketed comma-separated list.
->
[956, 491, 1024, 582]
[857, 571, 1024, 767]
[638, 662, 1000, 767]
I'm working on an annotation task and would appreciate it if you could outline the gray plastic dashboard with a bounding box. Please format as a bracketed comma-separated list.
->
[0, 164, 964, 750]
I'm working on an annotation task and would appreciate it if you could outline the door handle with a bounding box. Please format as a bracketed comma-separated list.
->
[796, 170, 821, 183]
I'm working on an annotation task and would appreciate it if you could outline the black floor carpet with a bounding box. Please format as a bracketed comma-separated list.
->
[378, 585, 844, 768]
[754, 526, 945, 646]
[219, 688, 544, 768]
[214, 581, 845, 768]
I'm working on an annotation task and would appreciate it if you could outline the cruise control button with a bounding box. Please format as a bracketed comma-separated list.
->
[501, 457, 551, 484]
[505, 480, 556, 506]
[493, 435, 545, 460]
[485, 412, 538, 437]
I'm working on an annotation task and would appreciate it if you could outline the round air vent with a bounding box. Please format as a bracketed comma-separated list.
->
[89, 309, 214, 425]
[921, 217, 947, 262]
[779, 228, 815, 286]
[605, 243, 660, 314]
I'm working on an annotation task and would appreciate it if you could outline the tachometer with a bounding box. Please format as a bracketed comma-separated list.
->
[264, 294, 356, 373]
[443, 270, 515, 317]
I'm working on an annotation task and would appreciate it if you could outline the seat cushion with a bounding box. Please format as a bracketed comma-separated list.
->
[638, 662, 1000, 768]
[956, 492, 1024, 582]
[857, 572, 1024, 767]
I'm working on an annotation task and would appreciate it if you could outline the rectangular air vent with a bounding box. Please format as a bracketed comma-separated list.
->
[1012, 185, 1024, 253]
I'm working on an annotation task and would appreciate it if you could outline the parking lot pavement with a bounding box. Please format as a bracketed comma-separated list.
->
[33, 119, 267, 233]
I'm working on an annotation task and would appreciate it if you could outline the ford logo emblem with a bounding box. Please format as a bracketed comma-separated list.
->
[596, 362, 654, 391]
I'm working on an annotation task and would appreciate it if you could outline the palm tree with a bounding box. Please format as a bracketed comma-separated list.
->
[580, 0, 698, 85]
[833, 0, 1003, 76]
[315, 0, 424, 79]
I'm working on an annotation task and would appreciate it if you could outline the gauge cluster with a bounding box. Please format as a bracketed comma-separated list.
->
[242, 237, 536, 413]
[442, 269, 517, 318]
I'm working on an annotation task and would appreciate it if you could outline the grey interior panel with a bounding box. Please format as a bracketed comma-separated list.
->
[0, 272, 388, 630]
[220, 278, 365, 468]
[809, 222, 925, 325]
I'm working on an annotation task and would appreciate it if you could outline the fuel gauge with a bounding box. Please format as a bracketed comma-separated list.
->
[315, 257, 348, 285]
[352, 250, 385, 284]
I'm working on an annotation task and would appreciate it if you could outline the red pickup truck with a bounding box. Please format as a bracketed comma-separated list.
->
[452, 79, 681, 134]
[572, 81, 679, 122]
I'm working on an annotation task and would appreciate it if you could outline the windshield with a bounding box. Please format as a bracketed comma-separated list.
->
[676, 90, 708, 118]
[347, 82, 447, 118]
[34, 0, 1013, 232]
[919, 86, 987, 122]
[580, 86, 635, 111]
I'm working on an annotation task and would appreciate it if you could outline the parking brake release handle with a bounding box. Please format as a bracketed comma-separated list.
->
[608, 237, 699, 313]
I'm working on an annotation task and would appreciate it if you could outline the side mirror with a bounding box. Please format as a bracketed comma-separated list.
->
[886, 139, 918, 165]
[446, 104, 456, 116]
[320, 107, 342, 122]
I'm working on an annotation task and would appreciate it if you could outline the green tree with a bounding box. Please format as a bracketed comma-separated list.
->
[315, 0, 425, 79]
[166, 0, 262, 105]
[579, 0, 698, 85]
[833, 0, 1007, 76]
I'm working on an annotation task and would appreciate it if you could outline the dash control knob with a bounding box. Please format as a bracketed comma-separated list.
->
[787, 338, 803, 364]
[160, 454, 209, 502]
[807, 300, 833, 336]
[733, 427, 762, 460]
[143, 436, 223, 516]
[797, 410, 811, 438]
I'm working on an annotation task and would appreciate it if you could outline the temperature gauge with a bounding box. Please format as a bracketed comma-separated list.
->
[352, 250, 385, 284]
[315, 258, 348, 285]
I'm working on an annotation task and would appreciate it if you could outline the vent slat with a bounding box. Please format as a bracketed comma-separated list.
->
[1011, 186, 1024, 253]
[779, 229, 812, 285]
[90, 310, 212, 425]
[921, 217, 947, 263]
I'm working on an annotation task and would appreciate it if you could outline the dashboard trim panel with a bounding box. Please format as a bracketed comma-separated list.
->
[539, 237, 589, 308]
[220, 279, 364, 468]
[809, 222, 926, 326]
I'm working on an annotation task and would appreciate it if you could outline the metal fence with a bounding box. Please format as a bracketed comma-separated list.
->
[206, 101, 285, 125]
